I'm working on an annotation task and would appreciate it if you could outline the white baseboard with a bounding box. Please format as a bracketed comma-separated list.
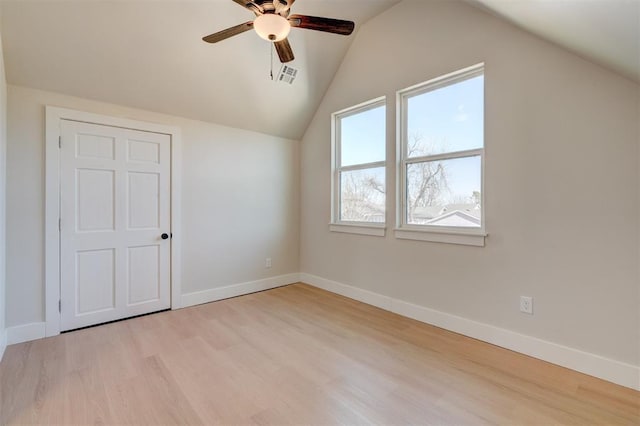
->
[4, 273, 637, 391]
[300, 273, 640, 391]
[2, 274, 300, 347]
[181, 273, 300, 308]
[6, 322, 47, 345]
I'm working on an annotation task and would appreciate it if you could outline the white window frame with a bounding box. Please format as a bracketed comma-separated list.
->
[330, 97, 386, 237]
[396, 64, 486, 247]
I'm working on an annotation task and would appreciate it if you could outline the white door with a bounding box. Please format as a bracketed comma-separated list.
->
[60, 120, 171, 331]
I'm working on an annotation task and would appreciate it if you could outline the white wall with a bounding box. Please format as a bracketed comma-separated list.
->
[0, 22, 7, 359]
[2, 0, 638, 390]
[300, 0, 640, 369]
[6, 85, 299, 327]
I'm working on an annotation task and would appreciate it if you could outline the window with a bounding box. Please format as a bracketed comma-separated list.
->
[397, 64, 485, 246]
[331, 98, 386, 236]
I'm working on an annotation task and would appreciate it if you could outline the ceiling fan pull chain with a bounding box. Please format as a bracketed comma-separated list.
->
[270, 43, 274, 81]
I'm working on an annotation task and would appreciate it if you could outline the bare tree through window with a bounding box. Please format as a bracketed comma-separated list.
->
[340, 168, 385, 222]
[406, 132, 450, 224]
[399, 65, 484, 229]
[333, 99, 386, 225]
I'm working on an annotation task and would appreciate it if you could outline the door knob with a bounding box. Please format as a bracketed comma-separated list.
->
[161, 233, 169, 240]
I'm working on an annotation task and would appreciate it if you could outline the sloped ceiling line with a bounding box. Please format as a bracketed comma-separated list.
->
[0, 0, 637, 140]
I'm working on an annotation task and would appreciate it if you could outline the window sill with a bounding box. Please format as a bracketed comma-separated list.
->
[329, 223, 386, 237]
[394, 227, 486, 247]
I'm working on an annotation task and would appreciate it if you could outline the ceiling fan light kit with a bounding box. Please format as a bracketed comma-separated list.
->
[202, 0, 355, 64]
[254, 14, 291, 41]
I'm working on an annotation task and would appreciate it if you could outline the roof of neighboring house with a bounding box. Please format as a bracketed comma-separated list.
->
[412, 204, 480, 220]
[439, 204, 481, 219]
[412, 206, 443, 220]
[426, 210, 481, 227]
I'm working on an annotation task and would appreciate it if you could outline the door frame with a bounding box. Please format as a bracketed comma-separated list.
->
[45, 106, 182, 337]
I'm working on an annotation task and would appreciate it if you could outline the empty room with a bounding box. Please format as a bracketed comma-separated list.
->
[0, 0, 638, 424]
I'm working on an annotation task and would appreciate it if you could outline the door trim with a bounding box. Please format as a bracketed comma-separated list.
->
[45, 106, 182, 337]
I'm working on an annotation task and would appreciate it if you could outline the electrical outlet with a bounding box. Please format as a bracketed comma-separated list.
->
[520, 296, 533, 315]
[265, 258, 272, 269]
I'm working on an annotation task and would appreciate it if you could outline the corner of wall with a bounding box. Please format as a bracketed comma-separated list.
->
[0, 329, 6, 362]
[0, 8, 7, 364]
[637, 82, 640, 384]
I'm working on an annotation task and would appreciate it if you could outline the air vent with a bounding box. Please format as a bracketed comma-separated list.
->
[277, 65, 298, 84]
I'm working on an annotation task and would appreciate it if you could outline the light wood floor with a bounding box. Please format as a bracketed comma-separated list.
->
[1, 284, 638, 425]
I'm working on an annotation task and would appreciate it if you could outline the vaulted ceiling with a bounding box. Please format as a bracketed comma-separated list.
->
[0, 0, 400, 140]
[473, 0, 639, 83]
[1, 0, 638, 140]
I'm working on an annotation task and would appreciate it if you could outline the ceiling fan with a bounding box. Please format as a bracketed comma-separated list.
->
[202, 0, 355, 63]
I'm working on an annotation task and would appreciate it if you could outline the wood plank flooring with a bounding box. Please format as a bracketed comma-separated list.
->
[1, 283, 638, 425]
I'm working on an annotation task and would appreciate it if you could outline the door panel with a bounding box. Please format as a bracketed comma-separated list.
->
[76, 133, 115, 160]
[128, 172, 160, 229]
[128, 139, 160, 164]
[77, 169, 115, 231]
[128, 245, 160, 305]
[60, 120, 171, 331]
[76, 249, 116, 314]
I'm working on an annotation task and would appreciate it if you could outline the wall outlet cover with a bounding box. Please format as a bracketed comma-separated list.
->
[520, 296, 533, 315]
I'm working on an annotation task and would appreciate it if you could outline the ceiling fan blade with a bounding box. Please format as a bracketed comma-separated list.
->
[202, 21, 254, 43]
[232, 0, 264, 15]
[274, 39, 295, 63]
[274, 0, 295, 16]
[288, 14, 355, 36]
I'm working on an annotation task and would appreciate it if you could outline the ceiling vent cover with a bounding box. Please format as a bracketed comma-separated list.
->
[277, 65, 298, 84]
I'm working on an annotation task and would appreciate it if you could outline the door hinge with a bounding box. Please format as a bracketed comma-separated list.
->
[58, 218, 61, 231]
[58, 136, 61, 148]
[58, 299, 61, 313]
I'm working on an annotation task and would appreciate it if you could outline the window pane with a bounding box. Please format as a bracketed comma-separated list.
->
[406, 156, 481, 227]
[340, 105, 385, 167]
[340, 167, 385, 223]
[407, 75, 483, 157]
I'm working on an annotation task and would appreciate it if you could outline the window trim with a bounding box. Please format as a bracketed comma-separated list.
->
[331, 96, 387, 234]
[396, 63, 486, 246]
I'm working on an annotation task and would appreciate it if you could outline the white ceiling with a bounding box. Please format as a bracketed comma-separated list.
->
[1, 0, 638, 140]
[471, 0, 640, 82]
[0, 0, 400, 140]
